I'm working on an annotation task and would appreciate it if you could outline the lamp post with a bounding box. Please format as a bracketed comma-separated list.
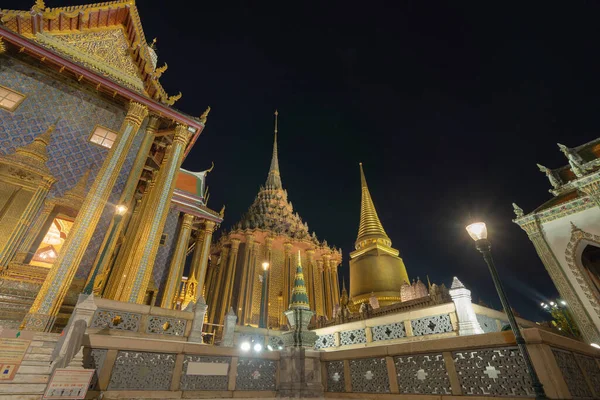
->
[541, 300, 577, 338]
[466, 222, 547, 399]
[83, 204, 128, 294]
[259, 261, 269, 329]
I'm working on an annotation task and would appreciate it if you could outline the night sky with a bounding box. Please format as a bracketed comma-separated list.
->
[11, 0, 600, 321]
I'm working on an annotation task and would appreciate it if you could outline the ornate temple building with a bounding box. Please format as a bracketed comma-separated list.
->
[0, 1, 222, 331]
[349, 164, 411, 306]
[206, 113, 342, 329]
[513, 139, 600, 345]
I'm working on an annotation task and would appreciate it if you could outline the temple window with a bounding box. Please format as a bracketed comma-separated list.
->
[30, 216, 74, 268]
[89, 125, 118, 149]
[160, 233, 168, 246]
[0, 85, 25, 111]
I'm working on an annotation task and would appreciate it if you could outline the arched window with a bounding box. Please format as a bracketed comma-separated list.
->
[582, 244, 600, 297]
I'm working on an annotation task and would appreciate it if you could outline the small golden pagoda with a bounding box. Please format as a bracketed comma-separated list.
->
[349, 164, 409, 306]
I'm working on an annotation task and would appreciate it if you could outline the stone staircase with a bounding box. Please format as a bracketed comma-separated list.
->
[0, 332, 60, 400]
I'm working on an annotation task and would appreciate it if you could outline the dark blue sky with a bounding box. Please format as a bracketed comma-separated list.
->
[10, 0, 600, 321]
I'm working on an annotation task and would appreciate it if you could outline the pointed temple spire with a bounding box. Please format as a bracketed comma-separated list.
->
[289, 250, 310, 310]
[356, 163, 391, 249]
[3, 120, 57, 177]
[265, 110, 282, 189]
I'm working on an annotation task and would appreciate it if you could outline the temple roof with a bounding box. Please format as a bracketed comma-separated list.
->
[355, 163, 391, 249]
[0, 1, 177, 105]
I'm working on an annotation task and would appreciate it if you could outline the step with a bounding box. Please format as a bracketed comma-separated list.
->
[10, 374, 49, 384]
[0, 383, 46, 394]
[27, 347, 53, 355]
[15, 365, 52, 375]
[22, 353, 51, 362]
[0, 394, 42, 400]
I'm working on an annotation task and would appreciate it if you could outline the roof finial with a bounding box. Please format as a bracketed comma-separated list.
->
[32, 0, 46, 13]
[356, 163, 390, 249]
[265, 111, 282, 189]
[274, 109, 278, 134]
[199, 106, 210, 124]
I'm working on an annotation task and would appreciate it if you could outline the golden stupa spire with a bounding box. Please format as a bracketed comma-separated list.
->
[265, 110, 282, 189]
[2, 120, 57, 178]
[356, 163, 391, 249]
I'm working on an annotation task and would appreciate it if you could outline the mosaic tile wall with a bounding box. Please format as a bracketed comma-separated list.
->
[339, 328, 367, 346]
[314, 333, 336, 350]
[0, 56, 145, 279]
[152, 206, 181, 303]
[411, 314, 453, 336]
[476, 314, 499, 333]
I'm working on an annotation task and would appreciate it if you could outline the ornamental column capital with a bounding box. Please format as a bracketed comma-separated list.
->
[181, 213, 195, 228]
[230, 238, 241, 252]
[265, 236, 275, 249]
[146, 115, 162, 133]
[306, 248, 315, 255]
[125, 102, 149, 126]
[173, 124, 193, 146]
[283, 242, 293, 251]
[203, 220, 216, 232]
[245, 232, 255, 243]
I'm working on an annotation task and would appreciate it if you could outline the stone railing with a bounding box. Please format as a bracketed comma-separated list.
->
[83, 333, 280, 398]
[321, 328, 600, 398]
[87, 298, 194, 340]
[312, 302, 544, 351]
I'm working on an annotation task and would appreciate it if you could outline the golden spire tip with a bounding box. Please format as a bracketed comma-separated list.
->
[274, 109, 278, 134]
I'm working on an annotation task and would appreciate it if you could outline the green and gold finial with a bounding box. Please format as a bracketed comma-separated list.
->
[289, 250, 310, 310]
[356, 163, 391, 249]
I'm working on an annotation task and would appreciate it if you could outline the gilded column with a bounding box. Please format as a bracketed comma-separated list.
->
[87, 115, 160, 293]
[160, 213, 194, 308]
[264, 236, 274, 325]
[518, 217, 600, 344]
[283, 242, 293, 310]
[208, 245, 230, 325]
[332, 259, 340, 305]
[23, 102, 148, 331]
[316, 260, 325, 316]
[204, 263, 216, 299]
[323, 254, 333, 318]
[113, 124, 192, 304]
[306, 249, 316, 310]
[102, 196, 144, 298]
[244, 241, 260, 324]
[238, 233, 254, 325]
[191, 220, 216, 301]
[219, 238, 241, 325]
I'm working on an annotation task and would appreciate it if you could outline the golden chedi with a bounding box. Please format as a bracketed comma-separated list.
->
[349, 164, 409, 306]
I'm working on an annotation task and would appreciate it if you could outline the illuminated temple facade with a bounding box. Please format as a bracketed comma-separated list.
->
[206, 116, 342, 329]
[0, 1, 222, 331]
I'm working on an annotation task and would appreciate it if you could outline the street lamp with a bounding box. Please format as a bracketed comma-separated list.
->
[259, 261, 270, 329]
[466, 222, 547, 399]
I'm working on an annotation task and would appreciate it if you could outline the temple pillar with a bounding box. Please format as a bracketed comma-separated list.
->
[238, 233, 255, 325]
[112, 124, 192, 304]
[160, 213, 195, 308]
[86, 115, 160, 295]
[208, 246, 230, 326]
[22, 102, 148, 331]
[264, 236, 274, 326]
[190, 220, 216, 301]
[306, 249, 316, 310]
[244, 241, 260, 324]
[332, 260, 340, 306]
[322, 255, 333, 318]
[316, 260, 325, 316]
[218, 239, 241, 326]
[102, 196, 144, 298]
[283, 242, 293, 312]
